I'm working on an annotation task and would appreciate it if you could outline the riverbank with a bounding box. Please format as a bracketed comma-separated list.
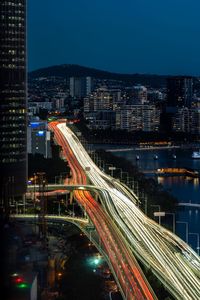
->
[72, 120, 200, 145]
[106, 145, 181, 152]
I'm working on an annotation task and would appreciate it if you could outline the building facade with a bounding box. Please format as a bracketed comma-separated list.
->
[84, 87, 121, 113]
[27, 120, 51, 158]
[172, 107, 200, 134]
[132, 85, 148, 104]
[69, 76, 93, 98]
[0, 0, 27, 204]
[167, 76, 193, 108]
[116, 105, 160, 132]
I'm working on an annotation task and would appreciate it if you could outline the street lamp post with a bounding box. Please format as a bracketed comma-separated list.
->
[93, 152, 98, 164]
[144, 193, 148, 215]
[106, 164, 115, 177]
[134, 180, 139, 197]
[189, 233, 200, 256]
[151, 205, 161, 225]
[176, 221, 189, 243]
[153, 209, 176, 233]
[165, 212, 176, 233]
[115, 168, 123, 181]
[98, 159, 105, 170]
[122, 171, 130, 185]
[127, 177, 134, 190]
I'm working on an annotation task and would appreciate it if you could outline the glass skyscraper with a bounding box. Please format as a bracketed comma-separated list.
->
[0, 0, 27, 207]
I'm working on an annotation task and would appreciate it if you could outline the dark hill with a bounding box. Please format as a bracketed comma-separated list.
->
[29, 64, 168, 87]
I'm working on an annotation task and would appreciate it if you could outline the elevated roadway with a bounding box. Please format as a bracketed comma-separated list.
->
[47, 121, 157, 300]
[52, 121, 200, 300]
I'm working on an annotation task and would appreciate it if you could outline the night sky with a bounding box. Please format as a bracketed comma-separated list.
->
[28, 0, 200, 75]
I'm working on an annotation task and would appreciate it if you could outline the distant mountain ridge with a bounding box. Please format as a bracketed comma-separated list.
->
[29, 64, 168, 87]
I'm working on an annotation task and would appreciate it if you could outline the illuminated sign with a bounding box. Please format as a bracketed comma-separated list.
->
[30, 122, 45, 128]
[30, 122, 40, 128]
[36, 131, 44, 136]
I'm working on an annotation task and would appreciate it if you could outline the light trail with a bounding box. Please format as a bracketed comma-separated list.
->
[49, 121, 157, 300]
[50, 121, 200, 300]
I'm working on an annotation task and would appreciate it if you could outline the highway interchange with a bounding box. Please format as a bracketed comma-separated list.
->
[49, 121, 200, 300]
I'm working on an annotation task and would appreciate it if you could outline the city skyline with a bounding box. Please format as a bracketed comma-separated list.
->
[28, 0, 200, 75]
[1, 1, 200, 299]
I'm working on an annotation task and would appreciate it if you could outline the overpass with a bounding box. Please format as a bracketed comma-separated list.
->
[35, 120, 200, 300]
[10, 213, 129, 299]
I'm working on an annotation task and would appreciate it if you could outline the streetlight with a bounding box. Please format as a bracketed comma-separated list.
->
[165, 212, 176, 233]
[151, 205, 161, 225]
[115, 168, 123, 181]
[153, 209, 176, 233]
[188, 233, 200, 256]
[126, 177, 135, 190]
[176, 221, 189, 243]
[92, 152, 98, 164]
[134, 180, 139, 197]
[144, 193, 148, 215]
[96, 157, 102, 168]
[121, 171, 130, 185]
[105, 164, 116, 177]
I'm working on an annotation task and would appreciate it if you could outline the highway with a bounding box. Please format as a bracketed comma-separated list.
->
[50, 121, 200, 300]
[49, 121, 157, 300]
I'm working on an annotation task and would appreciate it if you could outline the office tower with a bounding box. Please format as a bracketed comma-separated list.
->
[69, 76, 93, 98]
[0, 0, 27, 206]
[167, 76, 193, 108]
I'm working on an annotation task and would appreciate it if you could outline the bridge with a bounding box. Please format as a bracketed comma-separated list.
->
[177, 203, 200, 208]
[142, 167, 199, 177]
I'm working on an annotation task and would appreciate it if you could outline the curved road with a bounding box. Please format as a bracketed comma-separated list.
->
[49, 121, 157, 300]
[50, 121, 200, 300]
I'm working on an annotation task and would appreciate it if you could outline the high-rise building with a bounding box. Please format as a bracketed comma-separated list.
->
[116, 105, 160, 132]
[84, 87, 121, 113]
[172, 107, 200, 134]
[167, 76, 193, 108]
[172, 107, 190, 133]
[0, 0, 27, 206]
[69, 76, 93, 98]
